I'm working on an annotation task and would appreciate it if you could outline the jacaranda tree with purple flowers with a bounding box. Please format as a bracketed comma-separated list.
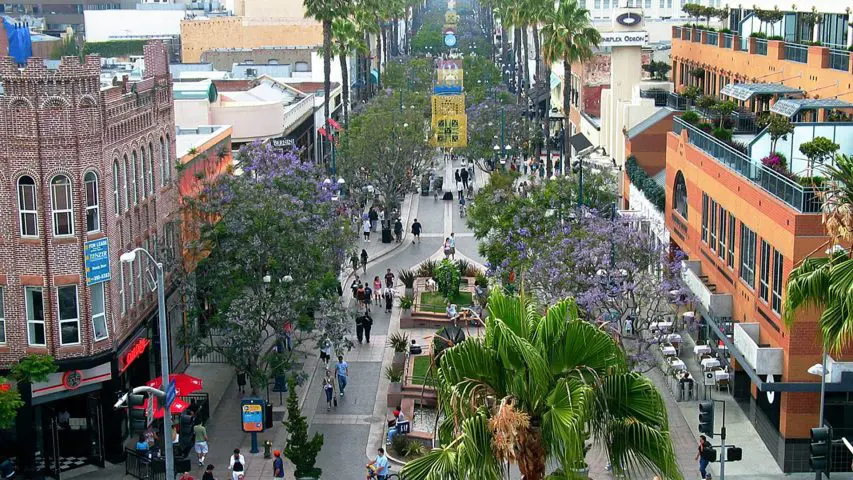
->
[181, 143, 355, 392]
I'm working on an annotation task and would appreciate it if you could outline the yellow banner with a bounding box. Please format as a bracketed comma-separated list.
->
[431, 114, 467, 147]
[437, 68, 464, 88]
[431, 95, 466, 116]
[445, 11, 458, 24]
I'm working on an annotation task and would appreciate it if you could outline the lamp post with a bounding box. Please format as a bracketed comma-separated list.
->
[809, 348, 829, 480]
[119, 248, 172, 480]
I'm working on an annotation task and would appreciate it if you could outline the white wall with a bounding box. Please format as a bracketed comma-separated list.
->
[174, 99, 212, 129]
[211, 100, 283, 142]
[84, 10, 185, 42]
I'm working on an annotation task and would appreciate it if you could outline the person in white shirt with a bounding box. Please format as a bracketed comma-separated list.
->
[228, 448, 246, 480]
[363, 219, 371, 243]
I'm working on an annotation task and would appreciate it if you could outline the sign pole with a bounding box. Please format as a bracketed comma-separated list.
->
[251, 432, 259, 454]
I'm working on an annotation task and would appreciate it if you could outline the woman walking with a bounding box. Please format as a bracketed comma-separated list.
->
[322, 369, 336, 411]
[443, 237, 452, 259]
[360, 249, 368, 274]
[373, 276, 382, 302]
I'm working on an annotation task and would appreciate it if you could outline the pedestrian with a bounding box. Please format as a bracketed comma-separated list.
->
[456, 179, 464, 199]
[319, 338, 332, 368]
[228, 449, 245, 480]
[361, 249, 368, 274]
[378, 207, 385, 229]
[236, 369, 246, 395]
[695, 435, 711, 479]
[351, 276, 361, 298]
[411, 218, 422, 244]
[144, 423, 159, 449]
[454, 169, 461, 185]
[384, 268, 395, 288]
[350, 251, 359, 272]
[193, 420, 209, 467]
[355, 313, 364, 344]
[468, 160, 475, 183]
[443, 237, 451, 259]
[283, 321, 293, 351]
[201, 464, 215, 480]
[393, 218, 403, 243]
[461, 167, 469, 191]
[369, 207, 379, 231]
[322, 369, 336, 411]
[336, 355, 349, 396]
[272, 450, 285, 479]
[384, 287, 393, 313]
[363, 218, 371, 242]
[449, 233, 456, 260]
[366, 448, 390, 480]
[373, 276, 382, 301]
[362, 311, 373, 343]
[364, 285, 373, 311]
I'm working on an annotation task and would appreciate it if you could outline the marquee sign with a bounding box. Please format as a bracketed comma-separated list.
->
[598, 31, 648, 47]
[119, 337, 151, 373]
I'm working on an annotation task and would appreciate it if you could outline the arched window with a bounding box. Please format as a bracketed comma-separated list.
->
[159, 137, 166, 186]
[122, 154, 130, 212]
[140, 149, 148, 200]
[50, 175, 74, 236]
[673, 170, 688, 219]
[165, 135, 171, 182]
[85, 172, 100, 233]
[131, 151, 138, 205]
[112, 160, 120, 216]
[148, 143, 155, 194]
[17, 175, 38, 237]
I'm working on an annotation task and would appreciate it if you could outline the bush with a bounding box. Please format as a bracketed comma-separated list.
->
[768, 35, 784, 41]
[391, 433, 410, 457]
[728, 140, 750, 155]
[384, 365, 404, 383]
[405, 440, 426, 458]
[719, 28, 732, 34]
[83, 40, 147, 57]
[698, 123, 714, 133]
[750, 32, 767, 39]
[386, 332, 410, 353]
[455, 259, 471, 276]
[475, 272, 489, 288]
[798, 175, 826, 187]
[713, 127, 733, 141]
[435, 259, 462, 300]
[681, 111, 700, 125]
[625, 156, 665, 211]
[400, 295, 413, 309]
[398, 269, 415, 288]
[417, 260, 438, 278]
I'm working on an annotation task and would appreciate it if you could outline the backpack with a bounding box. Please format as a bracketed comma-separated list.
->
[701, 443, 716, 462]
[233, 456, 244, 472]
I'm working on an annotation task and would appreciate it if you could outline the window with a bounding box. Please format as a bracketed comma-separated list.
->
[603, 0, 609, 7]
[148, 143, 155, 194]
[708, 199, 717, 251]
[160, 137, 167, 186]
[701, 193, 708, 243]
[739, 224, 757, 288]
[25, 287, 45, 346]
[165, 135, 171, 182]
[645, 0, 651, 6]
[772, 249, 783, 313]
[91, 282, 108, 341]
[659, 0, 664, 6]
[0, 287, 5, 344]
[17, 176, 38, 237]
[112, 160, 120, 216]
[759, 240, 770, 303]
[717, 208, 727, 260]
[85, 172, 100, 233]
[123, 154, 130, 211]
[727, 215, 735, 268]
[50, 175, 74, 236]
[594, 0, 601, 8]
[136, 254, 143, 301]
[667, 0, 672, 8]
[57, 285, 79, 345]
[673, 171, 688, 219]
[119, 261, 126, 315]
[131, 151, 138, 205]
[128, 256, 135, 306]
[140, 150, 147, 200]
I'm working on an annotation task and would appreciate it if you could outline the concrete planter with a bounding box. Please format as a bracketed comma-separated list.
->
[387, 382, 403, 407]
[405, 287, 414, 297]
[569, 464, 590, 479]
[392, 351, 406, 371]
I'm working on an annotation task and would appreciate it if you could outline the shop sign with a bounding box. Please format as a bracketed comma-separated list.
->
[616, 12, 643, 27]
[84, 237, 111, 285]
[0, 383, 11, 392]
[62, 370, 83, 390]
[31, 362, 112, 400]
[271, 136, 296, 150]
[599, 31, 648, 47]
[119, 337, 151, 373]
[444, 33, 457, 47]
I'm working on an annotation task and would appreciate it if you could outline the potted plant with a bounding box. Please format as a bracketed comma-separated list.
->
[398, 269, 415, 297]
[400, 295, 414, 316]
[387, 332, 410, 371]
[385, 365, 404, 407]
[283, 378, 323, 479]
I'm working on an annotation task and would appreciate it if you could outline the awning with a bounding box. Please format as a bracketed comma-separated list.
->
[370, 68, 379, 84]
[719, 82, 803, 102]
[550, 71, 561, 89]
[569, 132, 593, 154]
[770, 98, 853, 117]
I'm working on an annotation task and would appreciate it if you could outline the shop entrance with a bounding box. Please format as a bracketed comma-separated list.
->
[38, 392, 105, 479]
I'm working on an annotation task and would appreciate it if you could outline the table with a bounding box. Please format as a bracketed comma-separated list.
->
[650, 321, 674, 331]
[701, 358, 721, 370]
[660, 345, 677, 356]
[693, 345, 712, 356]
[668, 358, 686, 371]
[714, 370, 730, 381]
[667, 334, 682, 343]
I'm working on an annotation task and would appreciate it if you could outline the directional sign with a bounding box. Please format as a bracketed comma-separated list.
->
[84, 238, 111, 285]
[240, 398, 265, 433]
[165, 379, 177, 408]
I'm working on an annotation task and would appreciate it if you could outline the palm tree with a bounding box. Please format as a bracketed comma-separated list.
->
[331, 17, 367, 125]
[402, 290, 683, 480]
[784, 154, 853, 353]
[304, 0, 347, 135]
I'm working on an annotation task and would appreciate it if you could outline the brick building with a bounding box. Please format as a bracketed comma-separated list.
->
[0, 41, 182, 477]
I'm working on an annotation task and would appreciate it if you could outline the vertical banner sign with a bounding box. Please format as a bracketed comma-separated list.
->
[84, 238, 111, 285]
[241, 398, 265, 432]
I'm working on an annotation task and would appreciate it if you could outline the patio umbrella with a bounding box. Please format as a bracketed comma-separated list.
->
[145, 373, 203, 396]
[134, 396, 190, 419]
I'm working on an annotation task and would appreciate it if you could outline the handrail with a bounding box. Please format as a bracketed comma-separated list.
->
[829, 49, 850, 71]
[783, 42, 808, 63]
[721, 33, 733, 49]
[754, 38, 768, 55]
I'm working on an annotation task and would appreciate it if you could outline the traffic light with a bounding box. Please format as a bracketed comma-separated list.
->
[127, 393, 147, 433]
[571, 161, 580, 174]
[727, 446, 743, 461]
[698, 401, 715, 437]
[810, 426, 831, 474]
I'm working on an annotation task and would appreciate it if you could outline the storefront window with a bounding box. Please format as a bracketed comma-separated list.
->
[25, 286, 45, 346]
[58, 285, 80, 345]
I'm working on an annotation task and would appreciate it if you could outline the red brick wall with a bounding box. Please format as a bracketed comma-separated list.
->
[0, 42, 178, 367]
[626, 111, 677, 177]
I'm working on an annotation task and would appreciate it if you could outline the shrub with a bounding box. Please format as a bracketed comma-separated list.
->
[767, 35, 784, 41]
[798, 176, 826, 187]
[398, 269, 415, 288]
[625, 156, 665, 211]
[697, 95, 717, 109]
[391, 433, 410, 457]
[400, 295, 413, 309]
[475, 271, 489, 287]
[681, 111, 701, 124]
[719, 28, 732, 34]
[417, 260, 438, 278]
[698, 123, 714, 133]
[750, 32, 767, 39]
[405, 440, 426, 458]
[712, 127, 733, 141]
[384, 365, 404, 383]
[727, 140, 750, 155]
[83, 40, 147, 57]
[435, 259, 462, 299]
[455, 259, 471, 276]
[386, 332, 410, 353]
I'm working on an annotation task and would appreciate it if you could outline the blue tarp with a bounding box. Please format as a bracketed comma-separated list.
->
[3, 17, 32, 65]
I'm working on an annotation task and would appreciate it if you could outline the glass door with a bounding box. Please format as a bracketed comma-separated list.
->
[86, 394, 105, 468]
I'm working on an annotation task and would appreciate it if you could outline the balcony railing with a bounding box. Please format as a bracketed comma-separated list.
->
[693, 31, 702, 43]
[829, 49, 850, 71]
[673, 26, 681, 38]
[706, 32, 718, 46]
[684, 28, 692, 41]
[721, 33, 733, 49]
[754, 38, 768, 55]
[738, 36, 748, 52]
[783, 42, 808, 63]
[673, 117, 824, 213]
[666, 92, 688, 110]
[639, 88, 669, 107]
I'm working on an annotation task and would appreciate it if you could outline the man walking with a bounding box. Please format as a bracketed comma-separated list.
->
[393, 218, 403, 243]
[411, 219, 422, 244]
[460, 167, 469, 191]
[272, 450, 285, 479]
[362, 311, 373, 343]
[368, 207, 379, 231]
[336, 355, 349, 397]
[366, 448, 390, 480]
[384, 269, 395, 288]
[193, 420, 209, 466]
[363, 218, 371, 242]
[695, 435, 711, 479]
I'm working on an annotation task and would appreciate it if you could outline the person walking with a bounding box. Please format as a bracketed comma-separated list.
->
[695, 435, 711, 479]
[460, 167, 469, 191]
[322, 369, 336, 411]
[228, 449, 245, 480]
[360, 249, 368, 274]
[377, 207, 385, 229]
[362, 311, 373, 343]
[363, 218, 371, 243]
[335, 355, 349, 396]
[449, 233, 456, 260]
[272, 450, 285, 479]
[193, 420, 209, 467]
[351, 276, 361, 299]
[384, 268, 395, 288]
[443, 237, 451, 259]
[350, 251, 360, 272]
[201, 464, 215, 480]
[411, 219, 422, 244]
[363, 284, 373, 312]
[236, 369, 247, 395]
[456, 178, 464, 199]
[355, 312, 365, 344]
[368, 207, 379, 231]
[454, 169, 461, 186]
[366, 448, 390, 480]
[383, 286, 394, 313]
[393, 218, 403, 243]
[319, 338, 332, 368]
[373, 276, 382, 301]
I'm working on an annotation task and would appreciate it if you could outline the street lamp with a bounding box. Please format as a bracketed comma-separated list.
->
[119, 248, 173, 480]
[809, 348, 829, 473]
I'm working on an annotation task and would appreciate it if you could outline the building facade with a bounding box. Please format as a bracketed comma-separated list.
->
[0, 41, 180, 477]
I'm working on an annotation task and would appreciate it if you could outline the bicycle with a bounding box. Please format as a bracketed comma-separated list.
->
[366, 465, 402, 480]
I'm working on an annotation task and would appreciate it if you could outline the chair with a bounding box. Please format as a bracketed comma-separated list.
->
[717, 377, 731, 395]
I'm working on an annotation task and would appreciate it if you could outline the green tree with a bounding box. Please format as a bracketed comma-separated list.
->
[682, 3, 702, 24]
[642, 60, 672, 81]
[402, 290, 682, 480]
[282, 378, 324, 478]
[0, 380, 23, 429]
[759, 114, 794, 156]
[0, 354, 56, 430]
[435, 259, 462, 300]
[799, 136, 840, 176]
[331, 17, 367, 125]
[712, 99, 737, 129]
[304, 0, 348, 133]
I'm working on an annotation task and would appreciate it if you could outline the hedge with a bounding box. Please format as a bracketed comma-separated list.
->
[626, 155, 666, 212]
[83, 40, 148, 58]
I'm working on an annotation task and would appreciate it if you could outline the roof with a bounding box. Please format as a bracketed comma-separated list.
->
[770, 98, 853, 118]
[173, 79, 218, 101]
[720, 83, 803, 102]
[175, 125, 231, 159]
[218, 76, 304, 105]
[169, 62, 214, 80]
[570, 133, 593, 154]
[627, 108, 674, 139]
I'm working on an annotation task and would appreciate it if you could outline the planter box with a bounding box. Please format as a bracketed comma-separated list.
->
[392, 351, 406, 371]
[387, 382, 403, 408]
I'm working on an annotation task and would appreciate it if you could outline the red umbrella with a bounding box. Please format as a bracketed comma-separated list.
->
[134, 396, 190, 419]
[145, 373, 203, 396]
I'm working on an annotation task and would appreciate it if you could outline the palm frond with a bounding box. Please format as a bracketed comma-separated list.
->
[605, 419, 683, 480]
[541, 378, 590, 469]
[401, 445, 462, 480]
[783, 256, 831, 326]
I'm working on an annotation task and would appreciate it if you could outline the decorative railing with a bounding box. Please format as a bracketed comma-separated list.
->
[754, 38, 768, 55]
[673, 117, 823, 213]
[639, 88, 670, 107]
[783, 42, 808, 63]
[666, 92, 688, 110]
[829, 49, 850, 71]
[706, 32, 718, 46]
[721, 33, 733, 49]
